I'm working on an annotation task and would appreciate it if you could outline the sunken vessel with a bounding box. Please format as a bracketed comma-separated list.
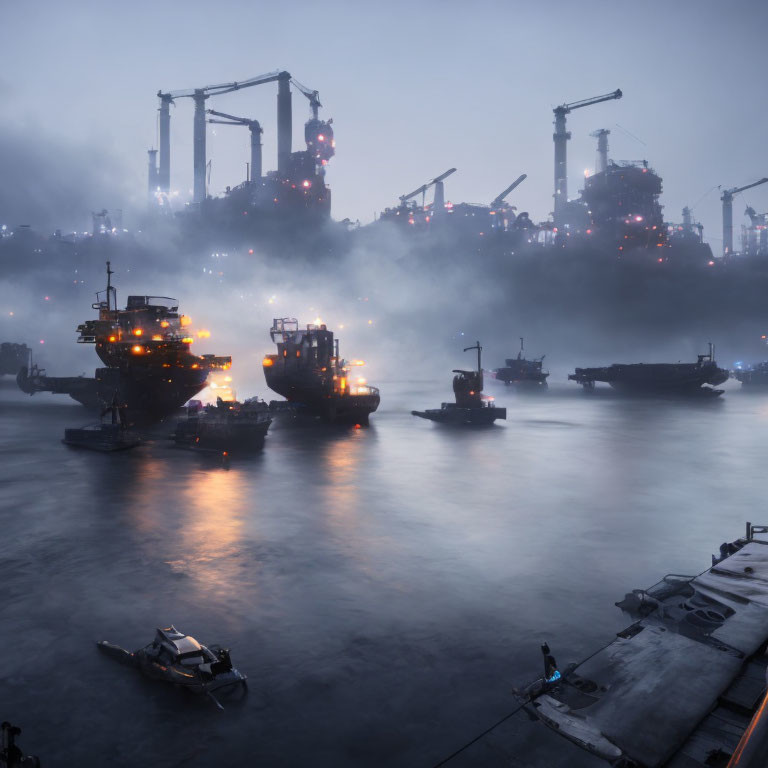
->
[17, 263, 231, 424]
[262, 318, 380, 424]
[412, 341, 506, 425]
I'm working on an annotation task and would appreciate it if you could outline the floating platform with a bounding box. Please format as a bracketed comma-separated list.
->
[412, 403, 506, 425]
[63, 423, 140, 452]
[523, 523, 768, 767]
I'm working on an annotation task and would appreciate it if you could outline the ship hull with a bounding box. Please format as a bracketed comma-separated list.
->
[174, 417, 271, 451]
[412, 404, 506, 425]
[264, 368, 380, 424]
[17, 366, 209, 425]
[569, 362, 729, 394]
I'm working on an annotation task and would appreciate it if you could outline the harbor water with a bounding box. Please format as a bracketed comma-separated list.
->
[1, 377, 765, 767]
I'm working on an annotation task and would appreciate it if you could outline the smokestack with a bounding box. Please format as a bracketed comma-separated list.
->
[158, 93, 172, 195]
[277, 72, 292, 176]
[147, 149, 158, 201]
[193, 90, 207, 204]
[249, 121, 263, 181]
[682, 206, 692, 231]
[593, 128, 610, 174]
[432, 180, 445, 217]
[553, 107, 570, 230]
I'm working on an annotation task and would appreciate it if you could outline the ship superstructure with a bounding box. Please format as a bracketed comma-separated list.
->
[262, 318, 379, 423]
[18, 264, 231, 424]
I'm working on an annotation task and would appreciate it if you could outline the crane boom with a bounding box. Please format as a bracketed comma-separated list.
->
[723, 177, 768, 198]
[206, 109, 250, 125]
[158, 70, 285, 101]
[491, 174, 527, 207]
[720, 177, 768, 256]
[399, 168, 456, 203]
[290, 77, 322, 118]
[555, 89, 623, 115]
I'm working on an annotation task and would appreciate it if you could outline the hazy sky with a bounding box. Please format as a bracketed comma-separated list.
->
[2, 0, 767, 244]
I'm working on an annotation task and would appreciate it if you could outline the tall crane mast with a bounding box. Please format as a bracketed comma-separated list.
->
[156, 70, 289, 203]
[399, 168, 457, 214]
[552, 89, 622, 229]
[721, 177, 768, 256]
[491, 174, 527, 208]
[207, 109, 263, 182]
[290, 78, 321, 119]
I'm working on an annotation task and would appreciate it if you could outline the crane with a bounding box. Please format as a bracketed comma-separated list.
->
[491, 174, 527, 208]
[207, 109, 263, 182]
[290, 78, 321, 119]
[720, 177, 768, 256]
[399, 168, 457, 215]
[156, 70, 290, 202]
[552, 89, 622, 229]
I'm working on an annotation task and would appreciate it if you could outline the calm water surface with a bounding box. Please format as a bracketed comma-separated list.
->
[1, 378, 766, 766]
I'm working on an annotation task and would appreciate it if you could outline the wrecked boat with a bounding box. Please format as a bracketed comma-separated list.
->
[97, 625, 246, 708]
[492, 337, 549, 387]
[520, 522, 768, 767]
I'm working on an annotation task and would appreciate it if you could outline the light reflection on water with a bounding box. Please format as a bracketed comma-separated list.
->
[1, 379, 766, 767]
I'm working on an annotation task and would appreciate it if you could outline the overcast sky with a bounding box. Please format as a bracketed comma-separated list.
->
[2, 0, 767, 245]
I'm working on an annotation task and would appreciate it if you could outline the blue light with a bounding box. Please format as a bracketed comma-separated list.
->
[546, 670, 561, 683]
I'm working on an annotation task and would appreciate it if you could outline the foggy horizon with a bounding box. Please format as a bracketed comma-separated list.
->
[2, 0, 768, 242]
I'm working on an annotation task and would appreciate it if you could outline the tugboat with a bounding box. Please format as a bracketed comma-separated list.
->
[173, 397, 272, 452]
[412, 341, 507, 425]
[97, 625, 247, 709]
[63, 396, 140, 452]
[568, 344, 729, 396]
[262, 318, 380, 424]
[492, 337, 549, 387]
[17, 263, 231, 424]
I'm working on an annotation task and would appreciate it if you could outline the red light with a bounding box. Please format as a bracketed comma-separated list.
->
[586, 229, 592, 234]
[658, 257, 663, 263]
[302, 180, 311, 188]
[354, 424, 361, 429]
[317, 134, 325, 141]
[248, 249, 254, 255]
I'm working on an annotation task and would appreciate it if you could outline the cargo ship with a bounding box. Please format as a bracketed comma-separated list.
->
[262, 318, 379, 424]
[17, 263, 231, 424]
[732, 361, 768, 387]
[568, 345, 729, 395]
[492, 338, 549, 387]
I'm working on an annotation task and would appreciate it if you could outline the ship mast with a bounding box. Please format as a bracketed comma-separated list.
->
[464, 341, 482, 373]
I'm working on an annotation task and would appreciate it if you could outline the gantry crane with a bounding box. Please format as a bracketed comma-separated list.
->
[491, 174, 527, 209]
[156, 70, 290, 202]
[552, 89, 622, 228]
[207, 109, 263, 183]
[399, 168, 457, 215]
[721, 177, 768, 256]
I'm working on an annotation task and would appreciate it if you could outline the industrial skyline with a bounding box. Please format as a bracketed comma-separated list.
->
[1, 0, 767, 243]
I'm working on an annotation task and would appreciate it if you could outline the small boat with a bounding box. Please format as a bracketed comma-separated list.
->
[173, 397, 272, 452]
[492, 337, 549, 387]
[412, 341, 506, 426]
[97, 625, 247, 709]
[63, 396, 140, 451]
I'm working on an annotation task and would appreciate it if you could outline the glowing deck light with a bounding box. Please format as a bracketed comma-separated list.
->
[181, 337, 193, 344]
[180, 315, 191, 327]
[635, 215, 644, 222]
[350, 360, 365, 366]
[317, 134, 325, 141]
[302, 180, 312, 188]
[546, 670, 561, 683]
[108, 335, 117, 342]
[262, 357, 274, 367]
[151, 334, 163, 341]
[133, 328, 143, 336]
[132, 345, 144, 354]
[196, 330, 211, 339]
[160, 320, 170, 328]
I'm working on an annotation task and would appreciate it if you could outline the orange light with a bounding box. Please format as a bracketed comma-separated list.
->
[296, 350, 301, 357]
[340, 377, 347, 392]
[180, 315, 191, 327]
[151, 334, 162, 341]
[181, 337, 193, 344]
[132, 345, 144, 354]
[108, 335, 116, 342]
[262, 357, 274, 367]
[196, 329, 211, 339]
[191, 363, 199, 369]
[132, 328, 143, 336]
[354, 423, 361, 429]
[160, 320, 170, 328]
